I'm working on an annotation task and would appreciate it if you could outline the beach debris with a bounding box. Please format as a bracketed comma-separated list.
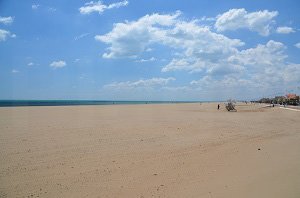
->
[225, 99, 237, 112]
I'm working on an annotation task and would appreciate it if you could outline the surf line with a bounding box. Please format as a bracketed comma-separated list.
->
[279, 107, 300, 112]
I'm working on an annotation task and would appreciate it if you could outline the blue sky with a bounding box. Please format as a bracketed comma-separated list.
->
[0, 0, 299, 101]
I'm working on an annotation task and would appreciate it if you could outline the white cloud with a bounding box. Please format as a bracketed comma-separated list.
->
[27, 62, 34, 66]
[0, 29, 16, 41]
[95, 11, 182, 58]
[161, 39, 300, 99]
[215, 8, 278, 36]
[162, 58, 207, 73]
[228, 40, 287, 67]
[74, 33, 90, 41]
[0, 16, 14, 25]
[135, 57, 156, 62]
[97, 11, 300, 99]
[32, 4, 40, 10]
[96, 11, 243, 60]
[79, 74, 85, 79]
[191, 76, 252, 89]
[48, 7, 57, 12]
[49, 60, 66, 68]
[145, 48, 153, 52]
[97, 11, 248, 79]
[161, 86, 193, 92]
[295, 42, 300, 49]
[276, 26, 295, 34]
[227, 40, 288, 82]
[200, 16, 216, 22]
[12, 69, 19, 73]
[189, 40, 300, 96]
[104, 77, 175, 89]
[107, 0, 129, 9]
[159, 18, 243, 74]
[79, 0, 128, 15]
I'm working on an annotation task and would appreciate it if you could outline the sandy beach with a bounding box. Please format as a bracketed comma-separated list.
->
[0, 103, 299, 198]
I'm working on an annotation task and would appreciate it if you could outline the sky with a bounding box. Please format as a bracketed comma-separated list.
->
[0, 0, 300, 101]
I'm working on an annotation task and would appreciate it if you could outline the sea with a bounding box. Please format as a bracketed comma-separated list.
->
[0, 100, 199, 107]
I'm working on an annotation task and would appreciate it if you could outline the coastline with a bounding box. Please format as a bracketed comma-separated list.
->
[0, 100, 204, 107]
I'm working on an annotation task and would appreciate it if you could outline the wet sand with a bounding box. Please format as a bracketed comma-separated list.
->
[0, 103, 300, 197]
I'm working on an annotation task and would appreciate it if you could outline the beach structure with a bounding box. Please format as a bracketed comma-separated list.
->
[225, 99, 237, 111]
[286, 93, 299, 105]
[258, 93, 299, 106]
[274, 96, 286, 105]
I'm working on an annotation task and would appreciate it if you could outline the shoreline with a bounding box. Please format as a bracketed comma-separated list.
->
[0, 100, 204, 107]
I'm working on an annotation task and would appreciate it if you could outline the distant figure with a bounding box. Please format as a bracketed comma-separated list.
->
[217, 104, 220, 110]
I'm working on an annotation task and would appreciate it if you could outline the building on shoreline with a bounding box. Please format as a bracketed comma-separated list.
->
[257, 93, 299, 106]
[286, 94, 300, 105]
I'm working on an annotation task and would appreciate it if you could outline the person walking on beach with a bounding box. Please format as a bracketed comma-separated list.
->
[217, 104, 220, 110]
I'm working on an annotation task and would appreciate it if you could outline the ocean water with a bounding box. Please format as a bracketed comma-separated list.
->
[0, 100, 198, 107]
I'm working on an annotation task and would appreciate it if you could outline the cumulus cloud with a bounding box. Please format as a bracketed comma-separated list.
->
[159, 39, 300, 99]
[0, 29, 16, 41]
[96, 11, 243, 60]
[276, 26, 295, 34]
[162, 59, 201, 73]
[104, 77, 175, 89]
[12, 69, 19, 73]
[160, 17, 243, 74]
[191, 76, 253, 89]
[49, 60, 66, 68]
[48, 7, 57, 12]
[162, 58, 212, 73]
[228, 40, 287, 67]
[74, 33, 90, 41]
[135, 57, 156, 62]
[295, 42, 300, 49]
[79, 0, 128, 15]
[161, 86, 193, 92]
[0, 16, 14, 25]
[226, 40, 289, 83]
[95, 11, 181, 58]
[189, 40, 300, 95]
[32, 4, 40, 10]
[200, 16, 215, 22]
[162, 40, 291, 92]
[215, 8, 278, 36]
[97, 11, 300, 98]
[281, 63, 300, 83]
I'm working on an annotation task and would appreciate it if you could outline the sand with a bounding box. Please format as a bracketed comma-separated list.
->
[0, 103, 300, 198]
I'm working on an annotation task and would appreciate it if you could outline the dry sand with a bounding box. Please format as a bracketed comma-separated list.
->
[0, 103, 300, 198]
